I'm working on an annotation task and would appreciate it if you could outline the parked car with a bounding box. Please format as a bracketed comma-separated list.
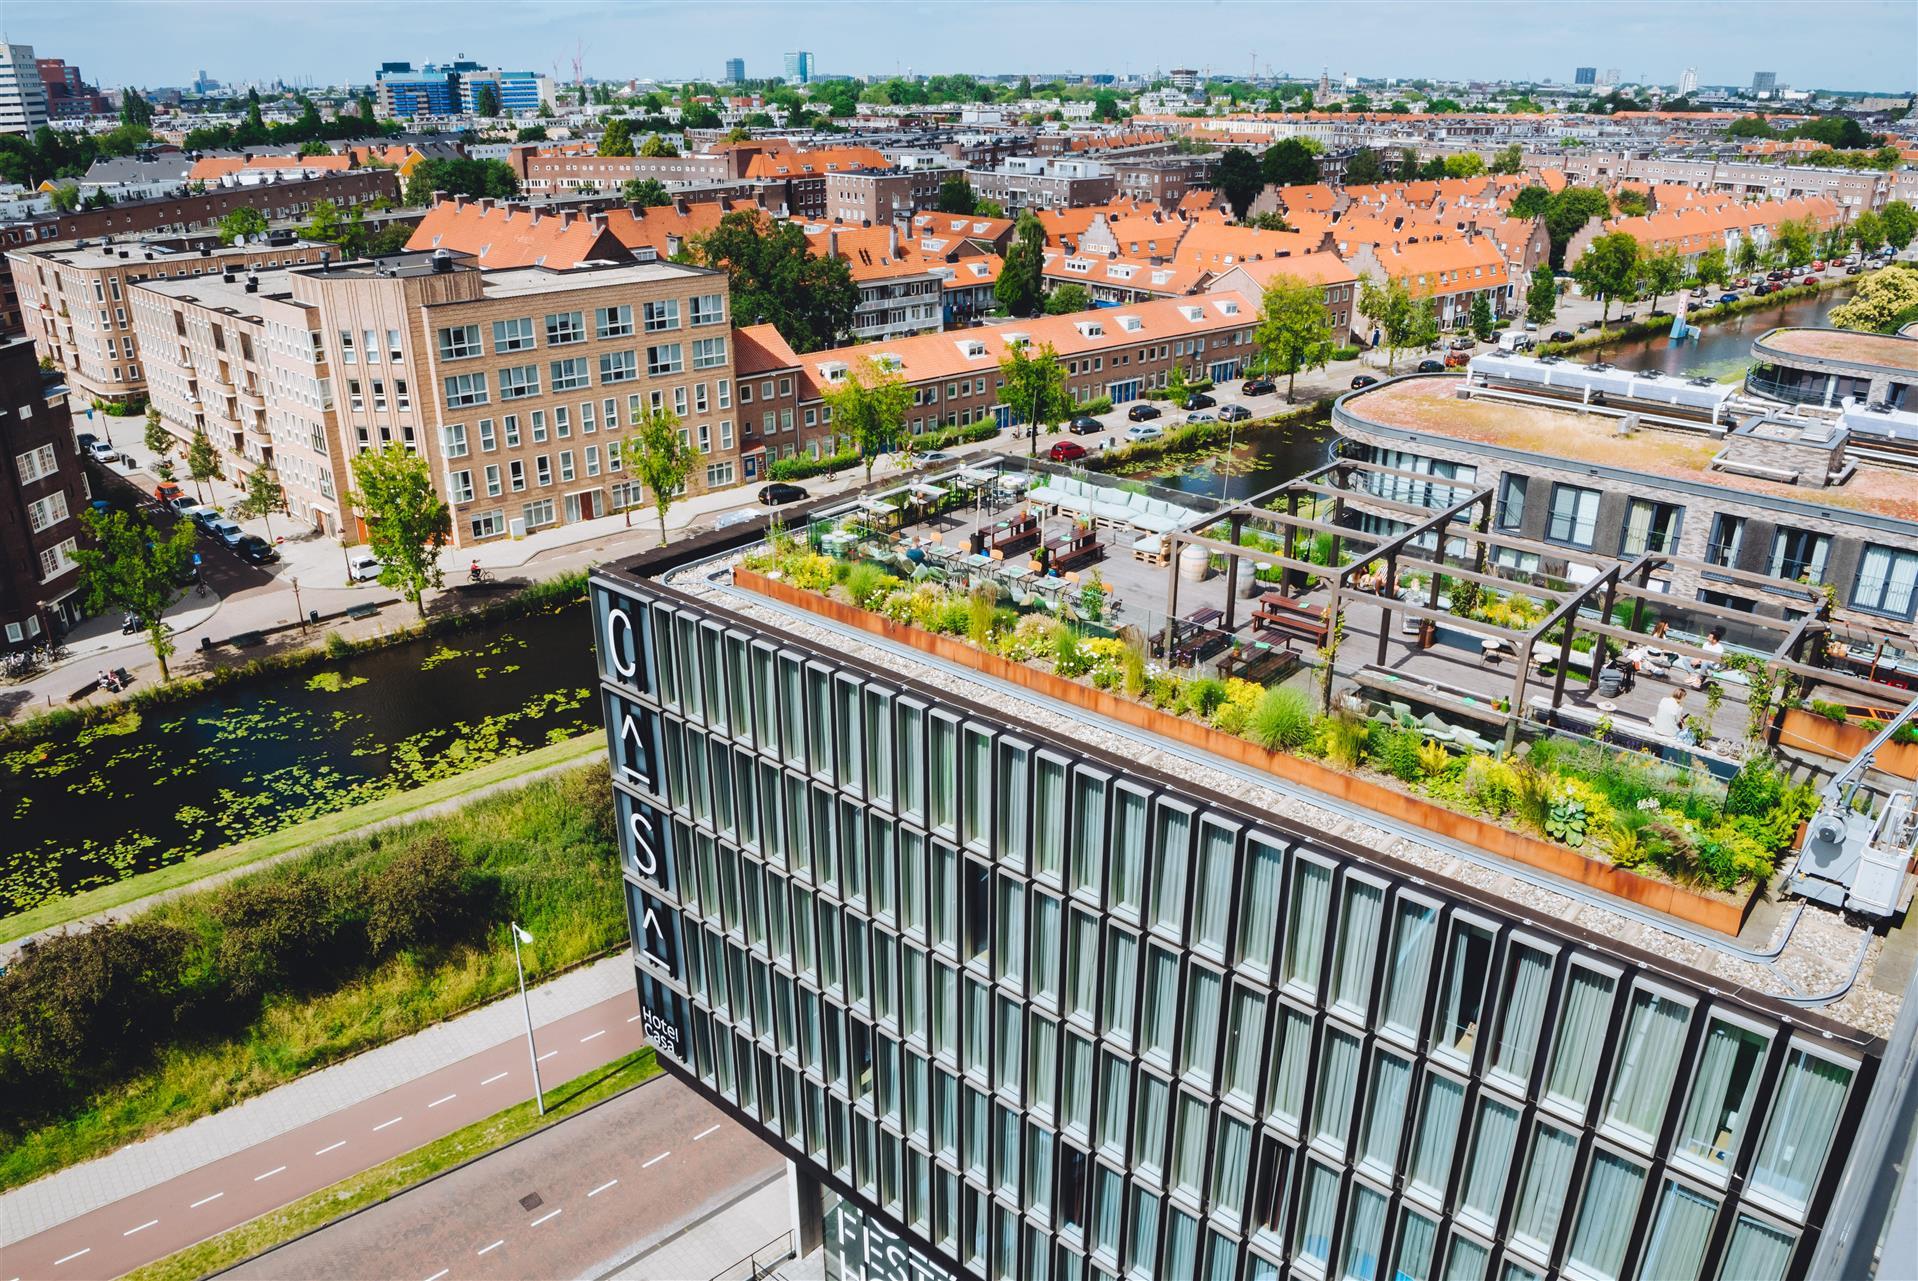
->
[1548, 330, 1575, 344]
[348, 554, 382, 582]
[1448, 336, 1476, 351]
[1718, 293, 1740, 305]
[1350, 374, 1380, 389]
[1766, 270, 1786, 282]
[1185, 411, 1216, 424]
[234, 534, 279, 565]
[205, 518, 244, 548]
[1522, 319, 1539, 331]
[1753, 283, 1773, 297]
[1124, 423, 1165, 442]
[1067, 415, 1103, 434]
[757, 482, 808, 506]
[1048, 440, 1088, 462]
[154, 482, 184, 505]
[1182, 392, 1216, 410]
[917, 450, 956, 463]
[1415, 358, 1447, 373]
[1126, 403, 1162, 422]
[84, 440, 118, 463]
[1846, 264, 1864, 276]
[1219, 404, 1252, 422]
[190, 507, 226, 532]
[1240, 377, 1275, 396]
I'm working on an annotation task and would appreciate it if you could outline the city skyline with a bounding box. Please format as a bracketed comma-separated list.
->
[4, 0, 1913, 93]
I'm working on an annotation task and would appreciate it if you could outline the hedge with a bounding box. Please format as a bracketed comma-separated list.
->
[765, 420, 1003, 481]
[1534, 274, 1855, 357]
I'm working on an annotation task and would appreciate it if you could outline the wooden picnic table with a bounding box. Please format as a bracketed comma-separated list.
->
[984, 512, 1040, 555]
[1043, 527, 1103, 573]
[1252, 592, 1330, 647]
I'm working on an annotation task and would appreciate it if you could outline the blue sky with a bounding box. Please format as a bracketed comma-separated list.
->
[7, 0, 1914, 93]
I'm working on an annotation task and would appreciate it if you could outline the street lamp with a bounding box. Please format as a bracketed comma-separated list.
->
[290, 577, 304, 630]
[510, 922, 545, 1115]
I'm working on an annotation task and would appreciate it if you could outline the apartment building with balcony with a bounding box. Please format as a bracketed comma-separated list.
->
[283, 249, 742, 545]
[7, 237, 335, 409]
[0, 336, 86, 646]
[130, 268, 347, 535]
[967, 158, 1117, 214]
[1745, 327, 1917, 416]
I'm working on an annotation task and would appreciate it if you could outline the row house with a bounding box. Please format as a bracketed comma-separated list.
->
[0, 336, 88, 647]
[8, 236, 333, 409]
[1549, 153, 1893, 216]
[1562, 195, 1841, 272]
[819, 167, 952, 228]
[1042, 251, 1208, 305]
[801, 223, 946, 343]
[1208, 252, 1362, 338]
[1346, 234, 1512, 335]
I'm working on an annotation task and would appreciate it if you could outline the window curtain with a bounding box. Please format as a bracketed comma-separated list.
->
[1334, 883, 1386, 1013]
[1271, 1010, 1312, 1125]
[1392, 1210, 1439, 1281]
[1460, 1099, 1519, 1222]
[1163, 1208, 1199, 1280]
[1383, 902, 1438, 1035]
[1546, 967, 1615, 1111]
[1285, 862, 1332, 988]
[1639, 1180, 1718, 1281]
[1679, 1021, 1765, 1168]
[1511, 1124, 1579, 1250]
[1750, 1051, 1852, 1211]
[1342, 1185, 1388, 1281]
[1133, 1074, 1169, 1175]
[1442, 1234, 1489, 1281]
[1236, 837, 1284, 976]
[1063, 1034, 1093, 1133]
[1090, 1166, 1122, 1260]
[1173, 1094, 1209, 1196]
[1410, 1075, 1466, 1195]
[1717, 1215, 1795, 1281]
[1202, 1230, 1239, 1281]
[1295, 1163, 1339, 1266]
[1567, 1148, 1646, 1280]
[1125, 1186, 1161, 1280]
[1212, 1114, 1252, 1217]
[1623, 500, 1654, 556]
[1317, 1032, 1362, 1148]
[1362, 1054, 1413, 1173]
[1606, 991, 1690, 1140]
[1494, 946, 1553, 1080]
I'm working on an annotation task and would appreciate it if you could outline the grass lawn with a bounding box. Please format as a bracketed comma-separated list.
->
[0, 731, 603, 944]
[122, 1047, 662, 1281]
[0, 766, 625, 1192]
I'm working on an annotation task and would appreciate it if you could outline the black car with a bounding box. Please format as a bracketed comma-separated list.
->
[758, 482, 808, 506]
[1548, 330, 1575, 343]
[1182, 392, 1216, 410]
[1068, 415, 1103, 434]
[1415, 359, 1447, 373]
[1240, 377, 1276, 396]
[1349, 374, 1380, 389]
[1127, 403, 1162, 422]
[234, 534, 279, 565]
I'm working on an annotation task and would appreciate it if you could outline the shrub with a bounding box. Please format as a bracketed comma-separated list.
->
[1725, 757, 1783, 818]
[1184, 677, 1228, 719]
[1417, 739, 1453, 779]
[967, 588, 996, 645]
[1322, 715, 1368, 768]
[934, 598, 973, 635]
[212, 871, 349, 1001]
[364, 835, 478, 955]
[1329, 345, 1361, 361]
[845, 563, 900, 611]
[1076, 395, 1115, 415]
[324, 631, 355, 659]
[1461, 755, 1517, 816]
[1053, 629, 1091, 676]
[1378, 728, 1426, 783]
[1510, 761, 1555, 836]
[1147, 674, 1182, 709]
[1248, 686, 1315, 752]
[1810, 699, 1849, 724]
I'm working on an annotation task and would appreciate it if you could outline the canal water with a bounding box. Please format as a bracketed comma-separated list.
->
[1588, 285, 1857, 382]
[2, 601, 598, 914]
[1132, 412, 1338, 503]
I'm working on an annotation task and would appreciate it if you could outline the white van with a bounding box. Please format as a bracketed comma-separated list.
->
[1497, 330, 1535, 354]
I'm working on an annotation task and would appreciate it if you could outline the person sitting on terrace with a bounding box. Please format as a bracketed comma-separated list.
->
[1355, 562, 1389, 594]
[1652, 687, 1694, 743]
[1622, 620, 1674, 676]
[1671, 625, 1726, 689]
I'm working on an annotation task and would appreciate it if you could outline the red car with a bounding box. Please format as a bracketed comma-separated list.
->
[1048, 440, 1088, 463]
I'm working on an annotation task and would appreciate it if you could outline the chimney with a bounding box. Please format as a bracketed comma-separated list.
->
[560, 210, 577, 228]
[673, 196, 690, 215]
[828, 229, 839, 258]
[590, 212, 609, 232]
[432, 189, 448, 206]
[476, 197, 495, 214]
[888, 224, 899, 258]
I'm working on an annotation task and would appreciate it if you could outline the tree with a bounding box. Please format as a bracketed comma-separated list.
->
[638, 133, 680, 157]
[975, 198, 1006, 219]
[936, 175, 978, 215]
[1735, 235, 1762, 275]
[599, 118, 636, 156]
[119, 89, 154, 130]
[358, 91, 377, 122]
[1510, 185, 1551, 219]
[143, 406, 172, 463]
[184, 429, 220, 502]
[1613, 189, 1650, 218]
[1469, 291, 1496, 341]
[1850, 210, 1887, 255]
[824, 359, 915, 480]
[1214, 147, 1263, 220]
[47, 184, 79, 213]
[1774, 218, 1815, 268]
[402, 157, 521, 205]
[1243, 211, 1291, 231]
[996, 342, 1072, 457]
[73, 509, 194, 681]
[994, 212, 1047, 318]
[473, 83, 501, 118]
[1694, 246, 1729, 289]
[1259, 138, 1319, 188]
[1491, 143, 1524, 175]
[1831, 270, 1918, 333]
[1252, 276, 1335, 402]
[1638, 249, 1685, 313]
[691, 211, 857, 352]
[618, 175, 669, 206]
[1571, 232, 1641, 325]
[216, 206, 266, 245]
[296, 139, 330, 157]
[1357, 274, 1421, 372]
[1442, 152, 1485, 178]
[1044, 283, 1092, 314]
[348, 445, 450, 617]
[620, 406, 698, 545]
[1525, 265, 1559, 325]
[303, 198, 346, 246]
[1343, 147, 1383, 185]
[1543, 186, 1613, 267]
[232, 466, 286, 540]
[516, 124, 548, 143]
[1880, 201, 1916, 252]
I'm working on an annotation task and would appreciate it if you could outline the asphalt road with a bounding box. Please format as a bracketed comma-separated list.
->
[4, 991, 645, 1281]
[224, 1073, 781, 1281]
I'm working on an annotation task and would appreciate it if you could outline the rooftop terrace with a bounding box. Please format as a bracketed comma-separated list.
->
[1755, 326, 1918, 374]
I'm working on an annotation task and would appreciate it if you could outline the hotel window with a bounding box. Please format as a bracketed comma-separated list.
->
[1408, 1070, 1465, 1201]
[1545, 482, 1601, 547]
[1509, 1122, 1578, 1256]
[1676, 1017, 1770, 1175]
[1181, 964, 1222, 1087]
[1233, 835, 1283, 980]
[1330, 878, 1384, 1017]
[643, 299, 681, 332]
[1621, 498, 1684, 556]
[1432, 919, 1493, 1063]
[599, 350, 638, 384]
[545, 311, 585, 345]
[1293, 1161, 1338, 1272]
[1221, 985, 1265, 1108]
[1603, 987, 1692, 1145]
[1637, 1180, 1719, 1281]
[647, 343, 684, 376]
[443, 371, 488, 407]
[1147, 802, 1191, 942]
[1132, 1072, 1170, 1181]
[437, 324, 480, 360]
[1139, 944, 1179, 1068]
[1748, 1047, 1853, 1213]
[1459, 1096, 1520, 1228]
[551, 357, 591, 392]
[1544, 964, 1617, 1117]
[1380, 897, 1437, 1041]
[1169, 1091, 1209, 1199]
[499, 364, 540, 400]
[1281, 857, 1333, 994]
[1852, 544, 1918, 618]
[1267, 1007, 1311, 1129]
[1769, 526, 1830, 582]
[596, 305, 633, 339]
[1491, 942, 1554, 1084]
[1314, 1028, 1361, 1154]
[1564, 1148, 1649, 1281]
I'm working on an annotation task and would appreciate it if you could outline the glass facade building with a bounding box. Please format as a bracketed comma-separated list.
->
[593, 568, 1879, 1281]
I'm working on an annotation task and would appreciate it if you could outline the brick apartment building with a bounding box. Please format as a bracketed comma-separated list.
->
[967, 157, 1117, 212]
[0, 335, 88, 647]
[9, 236, 335, 410]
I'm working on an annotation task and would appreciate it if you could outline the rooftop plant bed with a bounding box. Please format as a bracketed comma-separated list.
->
[737, 540, 1813, 930]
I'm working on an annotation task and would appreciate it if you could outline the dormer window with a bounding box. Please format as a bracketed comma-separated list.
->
[1179, 305, 1204, 322]
[875, 353, 903, 372]
[1075, 321, 1104, 338]
[820, 360, 849, 382]
[1117, 314, 1143, 332]
[958, 339, 988, 359]
[1217, 300, 1240, 316]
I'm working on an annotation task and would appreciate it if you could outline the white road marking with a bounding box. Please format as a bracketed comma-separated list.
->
[428, 1093, 457, 1108]
[626, 1012, 643, 1022]
[529, 1208, 562, 1227]
[580, 1029, 606, 1043]
[372, 1116, 403, 1131]
[123, 1220, 159, 1236]
[692, 1124, 721, 1141]
[254, 1166, 286, 1181]
[480, 1071, 509, 1086]
[53, 1250, 91, 1266]
[314, 1140, 346, 1156]
[423, 1271, 449, 1281]
[587, 1179, 618, 1197]
[477, 1240, 505, 1256]
[642, 1151, 671, 1168]
[536, 1050, 558, 1062]
[190, 1192, 224, 1209]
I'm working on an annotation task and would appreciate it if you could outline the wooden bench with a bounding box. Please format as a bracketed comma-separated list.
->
[1216, 643, 1301, 685]
[1252, 593, 1330, 647]
[1044, 530, 1103, 573]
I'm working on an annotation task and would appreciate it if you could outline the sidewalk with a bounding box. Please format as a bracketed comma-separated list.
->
[597, 1170, 811, 1281]
[0, 951, 635, 1246]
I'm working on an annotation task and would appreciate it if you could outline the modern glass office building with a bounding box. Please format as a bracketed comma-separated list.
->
[593, 558, 1897, 1281]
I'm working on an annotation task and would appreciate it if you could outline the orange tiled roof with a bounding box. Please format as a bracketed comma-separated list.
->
[1357, 235, 1511, 299]
[743, 146, 891, 179]
[1042, 250, 1208, 296]
[602, 199, 763, 256]
[403, 198, 631, 269]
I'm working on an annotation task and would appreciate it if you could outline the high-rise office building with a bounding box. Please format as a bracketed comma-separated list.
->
[0, 43, 51, 134]
[726, 58, 747, 85]
[595, 496, 1909, 1281]
[785, 51, 815, 86]
[1678, 67, 1698, 96]
[376, 58, 549, 117]
[1573, 67, 1597, 86]
[1753, 71, 1778, 95]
